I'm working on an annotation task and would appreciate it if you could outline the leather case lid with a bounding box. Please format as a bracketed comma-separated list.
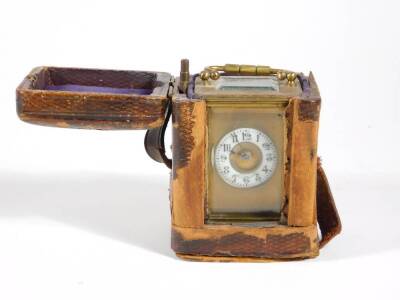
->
[16, 66, 172, 130]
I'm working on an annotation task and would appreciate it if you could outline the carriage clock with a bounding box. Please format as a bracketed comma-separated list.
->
[16, 59, 341, 261]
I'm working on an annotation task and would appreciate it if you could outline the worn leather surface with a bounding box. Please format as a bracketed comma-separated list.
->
[46, 84, 152, 95]
[144, 104, 342, 249]
[171, 164, 341, 259]
[317, 158, 342, 248]
[43, 67, 158, 89]
[17, 67, 170, 130]
[144, 97, 342, 248]
[15, 66, 342, 260]
[172, 226, 318, 259]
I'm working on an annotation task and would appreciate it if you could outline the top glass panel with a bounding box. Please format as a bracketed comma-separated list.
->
[216, 76, 279, 92]
[194, 75, 302, 98]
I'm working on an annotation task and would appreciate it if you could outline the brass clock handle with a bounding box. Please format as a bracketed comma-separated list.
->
[200, 64, 298, 86]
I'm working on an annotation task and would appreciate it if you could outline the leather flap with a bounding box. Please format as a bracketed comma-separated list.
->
[317, 158, 342, 248]
[16, 66, 172, 130]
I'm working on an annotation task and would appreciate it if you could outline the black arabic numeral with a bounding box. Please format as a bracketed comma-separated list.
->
[262, 166, 269, 174]
[263, 143, 271, 150]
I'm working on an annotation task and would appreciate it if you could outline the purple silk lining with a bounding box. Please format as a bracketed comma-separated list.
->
[46, 84, 152, 95]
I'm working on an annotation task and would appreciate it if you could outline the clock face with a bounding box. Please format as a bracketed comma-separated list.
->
[214, 128, 277, 188]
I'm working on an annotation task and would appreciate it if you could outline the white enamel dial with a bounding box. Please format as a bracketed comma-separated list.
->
[214, 128, 277, 188]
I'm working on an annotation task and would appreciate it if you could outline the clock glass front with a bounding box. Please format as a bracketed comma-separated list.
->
[206, 105, 286, 224]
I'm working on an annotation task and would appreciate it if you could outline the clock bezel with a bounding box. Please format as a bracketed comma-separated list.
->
[213, 127, 278, 189]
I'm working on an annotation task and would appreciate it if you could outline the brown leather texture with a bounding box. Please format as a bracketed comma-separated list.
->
[317, 159, 342, 248]
[173, 231, 311, 258]
[15, 66, 342, 261]
[171, 160, 341, 260]
[172, 224, 319, 260]
[285, 97, 320, 227]
[16, 67, 171, 130]
[171, 99, 196, 176]
[171, 97, 206, 228]
[168, 74, 341, 260]
[42, 67, 158, 88]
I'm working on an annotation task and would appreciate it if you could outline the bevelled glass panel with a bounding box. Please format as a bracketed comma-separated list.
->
[206, 105, 286, 223]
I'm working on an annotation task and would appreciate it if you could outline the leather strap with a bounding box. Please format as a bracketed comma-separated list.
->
[317, 158, 342, 248]
[144, 100, 172, 169]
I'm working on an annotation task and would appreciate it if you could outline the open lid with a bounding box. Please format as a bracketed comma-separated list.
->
[16, 66, 172, 129]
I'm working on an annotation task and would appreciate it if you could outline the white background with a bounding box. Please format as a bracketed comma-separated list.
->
[0, 0, 399, 299]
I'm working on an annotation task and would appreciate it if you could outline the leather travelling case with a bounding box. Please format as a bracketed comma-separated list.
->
[16, 61, 341, 261]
